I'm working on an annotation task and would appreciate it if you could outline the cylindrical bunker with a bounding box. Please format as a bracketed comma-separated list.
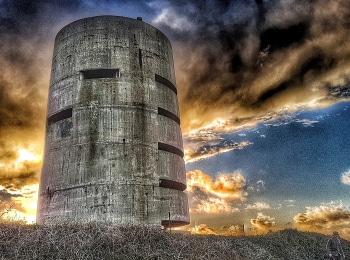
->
[37, 16, 189, 227]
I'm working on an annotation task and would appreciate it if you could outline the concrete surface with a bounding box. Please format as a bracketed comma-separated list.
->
[37, 16, 189, 227]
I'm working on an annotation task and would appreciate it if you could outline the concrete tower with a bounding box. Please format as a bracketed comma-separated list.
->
[37, 16, 189, 227]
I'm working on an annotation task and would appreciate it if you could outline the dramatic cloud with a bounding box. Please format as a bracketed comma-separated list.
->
[250, 212, 276, 231]
[0, 145, 40, 222]
[0, 148, 41, 190]
[184, 140, 252, 163]
[186, 170, 246, 213]
[0, 185, 38, 223]
[153, 0, 350, 132]
[0, 148, 40, 221]
[187, 170, 247, 200]
[294, 201, 350, 238]
[183, 119, 253, 163]
[341, 169, 350, 185]
[153, 7, 196, 32]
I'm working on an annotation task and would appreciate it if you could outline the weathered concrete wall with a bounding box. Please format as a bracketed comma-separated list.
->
[37, 16, 189, 227]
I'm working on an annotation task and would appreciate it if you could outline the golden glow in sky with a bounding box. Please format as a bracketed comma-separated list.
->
[17, 148, 42, 164]
[0, 147, 42, 223]
[0, 184, 38, 224]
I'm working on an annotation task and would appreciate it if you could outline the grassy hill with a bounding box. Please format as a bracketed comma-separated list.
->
[0, 223, 349, 259]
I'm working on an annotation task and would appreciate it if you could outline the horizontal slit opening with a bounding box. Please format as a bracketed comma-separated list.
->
[158, 142, 184, 158]
[81, 69, 119, 79]
[155, 74, 177, 94]
[159, 178, 186, 191]
[47, 108, 72, 125]
[158, 107, 180, 125]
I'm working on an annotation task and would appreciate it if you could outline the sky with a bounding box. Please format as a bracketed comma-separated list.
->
[0, 0, 350, 238]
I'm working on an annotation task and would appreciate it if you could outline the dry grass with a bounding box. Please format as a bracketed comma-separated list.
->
[0, 222, 349, 259]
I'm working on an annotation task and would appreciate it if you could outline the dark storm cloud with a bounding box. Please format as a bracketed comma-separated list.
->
[0, 167, 40, 190]
[259, 22, 308, 51]
[3, 0, 348, 145]
[0, 0, 84, 192]
[153, 0, 350, 131]
[0, 1, 48, 174]
[0, 190, 22, 201]
[0, 142, 17, 161]
[0, 81, 42, 129]
[0, 0, 84, 35]
[1, 0, 349, 145]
